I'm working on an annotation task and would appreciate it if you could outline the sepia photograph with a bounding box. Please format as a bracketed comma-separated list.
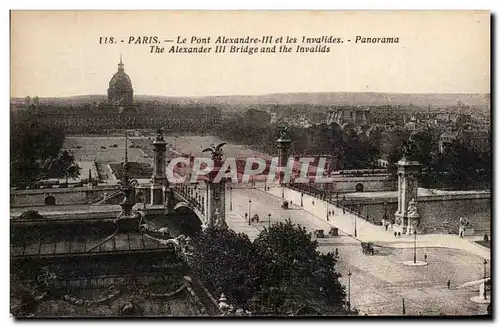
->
[9, 10, 491, 318]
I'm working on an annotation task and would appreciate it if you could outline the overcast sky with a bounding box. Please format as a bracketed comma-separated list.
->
[10, 11, 490, 97]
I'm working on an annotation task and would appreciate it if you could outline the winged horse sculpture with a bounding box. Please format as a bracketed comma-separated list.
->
[202, 142, 226, 161]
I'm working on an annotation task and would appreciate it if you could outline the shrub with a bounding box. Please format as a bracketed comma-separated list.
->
[19, 210, 44, 220]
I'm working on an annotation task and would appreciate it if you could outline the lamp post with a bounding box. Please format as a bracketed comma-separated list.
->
[347, 271, 352, 310]
[413, 230, 417, 264]
[268, 213, 271, 228]
[326, 198, 329, 221]
[483, 259, 488, 300]
[229, 185, 233, 211]
[248, 199, 252, 225]
[383, 202, 388, 228]
[354, 213, 357, 237]
[300, 192, 303, 207]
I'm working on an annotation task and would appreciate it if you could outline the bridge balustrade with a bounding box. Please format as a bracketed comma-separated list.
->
[287, 183, 376, 224]
[172, 183, 205, 214]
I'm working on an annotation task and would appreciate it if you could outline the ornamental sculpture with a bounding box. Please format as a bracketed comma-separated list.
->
[279, 126, 291, 140]
[156, 127, 164, 141]
[407, 198, 418, 217]
[402, 132, 419, 160]
[202, 142, 226, 161]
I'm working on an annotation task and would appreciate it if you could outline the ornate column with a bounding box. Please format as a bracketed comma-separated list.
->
[277, 127, 292, 195]
[394, 158, 421, 235]
[150, 128, 169, 207]
[202, 143, 227, 228]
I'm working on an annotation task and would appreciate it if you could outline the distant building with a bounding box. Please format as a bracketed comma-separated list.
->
[327, 108, 371, 126]
[439, 131, 458, 153]
[270, 112, 277, 124]
[404, 114, 418, 131]
[108, 55, 134, 113]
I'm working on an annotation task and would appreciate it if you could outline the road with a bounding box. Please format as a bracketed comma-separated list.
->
[225, 186, 489, 316]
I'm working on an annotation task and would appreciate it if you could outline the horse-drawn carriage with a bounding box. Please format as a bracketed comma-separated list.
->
[250, 214, 260, 223]
[329, 227, 339, 236]
[361, 242, 375, 255]
[281, 201, 289, 209]
[314, 229, 325, 238]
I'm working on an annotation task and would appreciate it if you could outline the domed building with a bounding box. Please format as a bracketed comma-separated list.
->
[108, 55, 134, 112]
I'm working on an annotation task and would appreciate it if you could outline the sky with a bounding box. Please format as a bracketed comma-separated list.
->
[10, 10, 490, 97]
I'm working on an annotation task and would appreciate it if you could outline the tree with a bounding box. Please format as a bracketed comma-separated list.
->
[19, 210, 44, 220]
[243, 109, 271, 126]
[10, 111, 66, 186]
[428, 140, 484, 189]
[49, 150, 81, 184]
[189, 227, 263, 308]
[252, 219, 353, 316]
[189, 222, 355, 316]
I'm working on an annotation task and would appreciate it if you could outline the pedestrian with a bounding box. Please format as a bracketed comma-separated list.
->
[385, 224, 389, 231]
[332, 209, 335, 216]
[245, 213, 248, 220]
[447, 279, 451, 289]
[343, 207, 345, 214]
[424, 253, 427, 262]
[398, 232, 401, 237]
[335, 248, 339, 258]
[394, 231, 397, 238]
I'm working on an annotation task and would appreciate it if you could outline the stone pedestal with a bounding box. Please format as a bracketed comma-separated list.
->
[150, 185, 165, 206]
[470, 281, 490, 304]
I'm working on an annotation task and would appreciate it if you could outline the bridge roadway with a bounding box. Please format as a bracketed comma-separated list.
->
[225, 185, 489, 316]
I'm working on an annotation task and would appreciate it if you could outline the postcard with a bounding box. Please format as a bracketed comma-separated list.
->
[10, 10, 491, 318]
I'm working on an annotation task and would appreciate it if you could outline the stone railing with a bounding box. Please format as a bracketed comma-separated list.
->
[172, 184, 205, 215]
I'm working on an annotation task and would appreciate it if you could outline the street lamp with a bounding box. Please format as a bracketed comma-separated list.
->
[268, 213, 271, 228]
[383, 202, 388, 229]
[248, 199, 252, 226]
[354, 214, 357, 237]
[413, 230, 417, 264]
[229, 185, 233, 211]
[483, 259, 488, 300]
[300, 193, 303, 207]
[347, 271, 352, 310]
[326, 198, 329, 221]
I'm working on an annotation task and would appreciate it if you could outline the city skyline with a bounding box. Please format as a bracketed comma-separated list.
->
[11, 11, 490, 98]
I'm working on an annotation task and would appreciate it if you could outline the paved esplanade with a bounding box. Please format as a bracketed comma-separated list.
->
[225, 184, 490, 316]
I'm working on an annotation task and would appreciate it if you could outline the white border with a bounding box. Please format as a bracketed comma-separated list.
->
[3, 1, 498, 327]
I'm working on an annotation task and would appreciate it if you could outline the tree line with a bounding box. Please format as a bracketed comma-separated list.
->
[189, 219, 356, 316]
[211, 112, 490, 190]
[10, 111, 80, 188]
